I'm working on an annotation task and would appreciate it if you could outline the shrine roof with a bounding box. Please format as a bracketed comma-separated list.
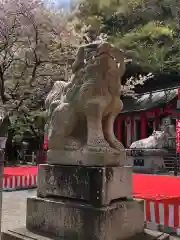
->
[122, 88, 177, 113]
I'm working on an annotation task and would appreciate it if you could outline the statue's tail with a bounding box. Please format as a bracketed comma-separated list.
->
[109, 136, 125, 151]
[44, 81, 68, 145]
[106, 130, 125, 152]
[45, 81, 67, 110]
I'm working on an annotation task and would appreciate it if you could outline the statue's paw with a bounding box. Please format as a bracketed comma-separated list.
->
[87, 138, 119, 153]
[87, 145, 119, 153]
[88, 138, 109, 148]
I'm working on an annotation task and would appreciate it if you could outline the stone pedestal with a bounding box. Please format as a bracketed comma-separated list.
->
[23, 163, 142, 240]
[26, 197, 144, 240]
[37, 164, 132, 207]
[2, 150, 168, 240]
[27, 160, 144, 240]
[126, 149, 168, 173]
[2, 228, 170, 240]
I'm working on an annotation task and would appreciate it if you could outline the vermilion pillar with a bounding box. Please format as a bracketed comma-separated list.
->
[131, 117, 134, 143]
[140, 112, 146, 139]
[154, 110, 159, 130]
[178, 88, 180, 100]
[43, 136, 48, 150]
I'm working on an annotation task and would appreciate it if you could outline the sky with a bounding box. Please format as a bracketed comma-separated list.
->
[45, 0, 73, 9]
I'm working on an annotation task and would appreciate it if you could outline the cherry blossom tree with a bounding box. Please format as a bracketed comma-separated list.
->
[0, 0, 81, 144]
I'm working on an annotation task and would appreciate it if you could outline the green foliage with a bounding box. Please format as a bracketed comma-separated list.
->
[112, 22, 173, 47]
[76, 0, 180, 73]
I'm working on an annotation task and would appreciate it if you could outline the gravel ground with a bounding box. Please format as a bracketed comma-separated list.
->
[1, 189, 180, 239]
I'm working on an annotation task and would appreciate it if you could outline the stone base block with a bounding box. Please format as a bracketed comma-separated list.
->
[47, 149, 130, 166]
[2, 228, 53, 240]
[26, 197, 144, 240]
[37, 164, 132, 207]
[2, 228, 170, 240]
[128, 155, 166, 174]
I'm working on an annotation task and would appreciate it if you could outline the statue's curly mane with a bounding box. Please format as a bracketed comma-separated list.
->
[45, 81, 67, 109]
[46, 41, 125, 109]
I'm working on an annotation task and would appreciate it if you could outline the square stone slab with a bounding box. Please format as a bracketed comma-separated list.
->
[47, 149, 130, 166]
[26, 197, 144, 240]
[1, 228, 170, 240]
[37, 164, 132, 207]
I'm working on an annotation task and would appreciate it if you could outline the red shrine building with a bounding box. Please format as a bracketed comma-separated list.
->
[114, 71, 180, 148]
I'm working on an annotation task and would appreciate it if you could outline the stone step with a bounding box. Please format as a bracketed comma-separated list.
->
[2, 228, 170, 240]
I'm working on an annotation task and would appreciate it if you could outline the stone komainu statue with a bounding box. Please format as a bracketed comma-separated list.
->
[45, 42, 125, 152]
[130, 117, 176, 149]
[130, 131, 166, 149]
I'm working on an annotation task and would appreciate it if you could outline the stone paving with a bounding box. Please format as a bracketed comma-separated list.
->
[1, 189, 180, 239]
[2, 189, 36, 232]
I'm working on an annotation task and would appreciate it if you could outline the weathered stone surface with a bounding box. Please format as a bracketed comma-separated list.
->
[37, 164, 132, 207]
[128, 155, 166, 173]
[1, 228, 170, 240]
[47, 149, 129, 166]
[126, 148, 168, 173]
[45, 41, 126, 156]
[26, 197, 144, 240]
[2, 228, 54, 240]
[129, 230, 170, 240]
[126, 148, 168, 156]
